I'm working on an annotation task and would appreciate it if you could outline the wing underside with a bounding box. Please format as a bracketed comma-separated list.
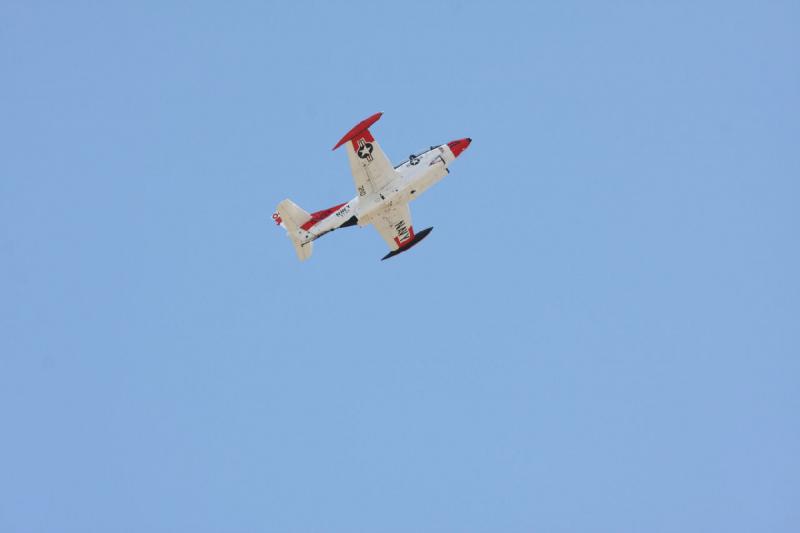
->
[333, 112, 398, 197]
[372, 203, 415, 251]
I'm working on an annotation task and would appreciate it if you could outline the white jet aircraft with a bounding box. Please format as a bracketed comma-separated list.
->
[273, 112, 471, 260]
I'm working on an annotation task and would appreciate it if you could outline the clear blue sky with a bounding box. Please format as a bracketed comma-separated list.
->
[2, 1, 798, 532]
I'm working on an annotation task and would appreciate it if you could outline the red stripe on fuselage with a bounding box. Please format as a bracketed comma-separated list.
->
[300, 203, 346, 231]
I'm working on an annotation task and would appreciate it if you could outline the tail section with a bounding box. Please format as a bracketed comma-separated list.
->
[274, 199, 314, 261]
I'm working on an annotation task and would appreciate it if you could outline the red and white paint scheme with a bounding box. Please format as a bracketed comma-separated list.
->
[274, 112, 471, 261]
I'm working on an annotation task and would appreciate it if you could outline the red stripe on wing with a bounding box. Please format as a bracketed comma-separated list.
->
[393, 225, 415, 248]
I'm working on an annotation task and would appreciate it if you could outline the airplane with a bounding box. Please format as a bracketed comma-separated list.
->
[273, 112, 471, 261]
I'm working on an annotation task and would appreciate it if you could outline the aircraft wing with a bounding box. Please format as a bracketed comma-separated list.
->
[372, 203, 415, 251]
[371, 202, 434, 260]
[333, 112, 398, 197]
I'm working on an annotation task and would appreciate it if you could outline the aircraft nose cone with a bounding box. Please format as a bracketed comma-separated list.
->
[447, 137, 472, 158]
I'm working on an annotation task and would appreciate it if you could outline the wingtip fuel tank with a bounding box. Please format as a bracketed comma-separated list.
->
[381, 227, 434, 260]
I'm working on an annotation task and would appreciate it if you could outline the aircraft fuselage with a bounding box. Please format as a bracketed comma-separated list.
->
[274, 111, 471, 261]
[307, 143, 459, 238]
